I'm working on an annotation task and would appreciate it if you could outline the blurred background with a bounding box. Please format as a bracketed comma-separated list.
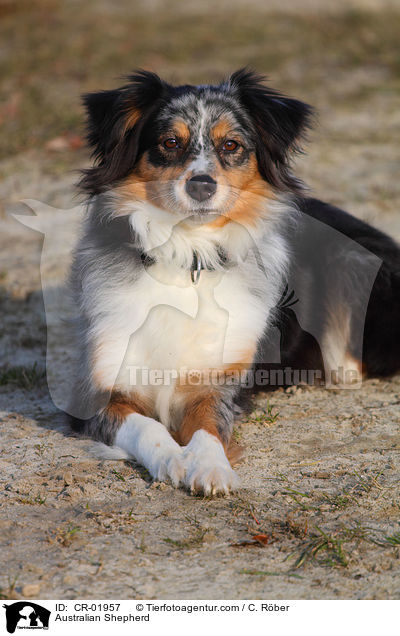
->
[1, 0, 399, 227]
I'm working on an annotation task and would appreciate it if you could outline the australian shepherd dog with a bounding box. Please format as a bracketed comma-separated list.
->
[69, 69, 400, 494]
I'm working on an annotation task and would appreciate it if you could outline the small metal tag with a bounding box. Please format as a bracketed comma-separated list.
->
[190, 251, 202, 285]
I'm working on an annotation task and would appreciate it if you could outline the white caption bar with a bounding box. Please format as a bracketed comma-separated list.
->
[1, 599, 398, 635]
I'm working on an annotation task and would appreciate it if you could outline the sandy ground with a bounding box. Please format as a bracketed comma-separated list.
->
[1, 0, 400, 601]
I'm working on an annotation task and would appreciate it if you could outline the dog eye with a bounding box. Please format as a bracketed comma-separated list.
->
[222, 140, 239, 152]
[163, 138, 179, 149]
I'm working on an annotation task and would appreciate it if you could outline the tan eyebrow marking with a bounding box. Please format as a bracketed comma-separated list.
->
[210, 117, 236, 143]
[171, 119, 190, 144]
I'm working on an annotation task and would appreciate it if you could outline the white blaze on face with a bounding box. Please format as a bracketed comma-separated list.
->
[182, 99, 211, 180]
[176, 100, 223, 209]
[184, 153, 210, 178]
[197, 99, 208, 152]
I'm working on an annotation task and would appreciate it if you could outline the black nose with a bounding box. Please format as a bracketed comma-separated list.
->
[185, 174, 217, 202]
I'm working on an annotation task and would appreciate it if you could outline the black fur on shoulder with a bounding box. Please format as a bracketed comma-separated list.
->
[227, 68, 314, 192]
[79, 70, 170, 194]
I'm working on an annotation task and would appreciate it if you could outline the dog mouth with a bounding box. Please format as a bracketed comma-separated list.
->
[194, 208, 218, 215]
[185, 209, 222, 224]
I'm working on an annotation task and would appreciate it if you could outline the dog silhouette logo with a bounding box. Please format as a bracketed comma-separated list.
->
[2, 602, 50, 633]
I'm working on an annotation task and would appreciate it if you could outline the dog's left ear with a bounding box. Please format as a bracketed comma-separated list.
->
[227, 68, 314, 192]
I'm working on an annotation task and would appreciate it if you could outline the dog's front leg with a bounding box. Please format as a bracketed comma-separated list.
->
[94, 393, 185, 486]
[178, 391, 239, 495]
[115, 414, 186, 486]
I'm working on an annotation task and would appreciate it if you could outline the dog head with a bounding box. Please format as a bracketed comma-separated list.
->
[81, 69, 312, 227]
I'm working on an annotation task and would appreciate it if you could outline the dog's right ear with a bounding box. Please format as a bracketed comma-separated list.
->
[80, 70, 169, 194]
[83, 88, 126, 161]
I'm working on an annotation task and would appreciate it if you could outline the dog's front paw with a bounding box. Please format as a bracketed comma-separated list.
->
[115, 415, 187, 488]
[151, 446, 185, 487]
[183, 430, 239, 495]
[184, 462, 239, 495]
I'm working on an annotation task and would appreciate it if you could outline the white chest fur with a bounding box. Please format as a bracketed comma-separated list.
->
[90, 258, 271, 426]
[119, 261, 267, 377]
[87, 200, 292, 427]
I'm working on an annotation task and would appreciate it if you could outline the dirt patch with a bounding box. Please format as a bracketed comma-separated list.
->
[1, 376, 399, 599]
